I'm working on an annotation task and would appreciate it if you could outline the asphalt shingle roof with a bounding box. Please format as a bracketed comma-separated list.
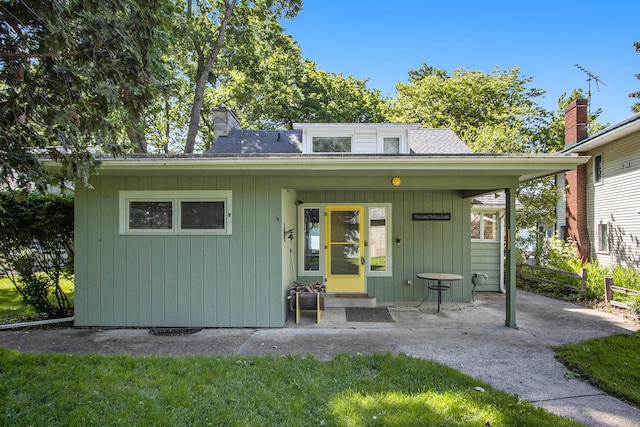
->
[208, 129, 302, 154]
[207, 127, 471, 155]
[409, 129, 471, 154]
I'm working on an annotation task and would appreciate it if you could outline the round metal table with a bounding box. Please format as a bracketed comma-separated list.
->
[417, 273, 464, 312]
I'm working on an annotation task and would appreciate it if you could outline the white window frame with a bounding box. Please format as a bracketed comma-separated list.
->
[119, 190, 232, 235]
[597, 221, 609, 254]
[471, 210, 500, 241]
[366, 204, 393, 277]
[593, 153, 603, 185]
[377, 132, 407, 154]
[297, 203, 392, 277]
[309, 134, 354, 153]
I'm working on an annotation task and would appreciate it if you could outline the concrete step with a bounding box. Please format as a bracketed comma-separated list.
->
[324, 293, 376, 308]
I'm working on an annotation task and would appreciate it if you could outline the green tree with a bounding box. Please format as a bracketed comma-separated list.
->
[0, 0, 173, 190]
[390, 63, 546, 153]
[0, 192, 74, 317]
[631, 41, 640, 113]
[217, 60, 388, 133]
[179, 0, 302, 153]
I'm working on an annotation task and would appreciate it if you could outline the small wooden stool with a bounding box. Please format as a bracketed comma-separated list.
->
[295, 292, 324, 324]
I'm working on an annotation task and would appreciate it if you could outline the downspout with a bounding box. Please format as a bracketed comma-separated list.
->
[499, 211, 506, 293]
[0, 316, 74, 330]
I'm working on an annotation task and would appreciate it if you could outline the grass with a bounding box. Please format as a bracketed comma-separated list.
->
[0, 350, 581, 426]
[0, 276, 74, 320]
[554, 332, 640, 408]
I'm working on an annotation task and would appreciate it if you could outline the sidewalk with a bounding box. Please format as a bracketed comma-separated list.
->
[1, 290, 638, 426]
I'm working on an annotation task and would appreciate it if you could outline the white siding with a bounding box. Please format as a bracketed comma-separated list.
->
[587, 131, 640, 267]
[353, 131, 377, 153]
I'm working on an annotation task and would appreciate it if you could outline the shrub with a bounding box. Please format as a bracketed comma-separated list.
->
[0, 192, 73, 317]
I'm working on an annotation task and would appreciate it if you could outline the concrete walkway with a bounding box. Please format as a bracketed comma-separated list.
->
[1, 290, 638, 426]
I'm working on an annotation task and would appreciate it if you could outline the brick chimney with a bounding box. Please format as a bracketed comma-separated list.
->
[564, 99, 591, 262]
[213, 106, 240, 140]
[564, 99, 588, 146]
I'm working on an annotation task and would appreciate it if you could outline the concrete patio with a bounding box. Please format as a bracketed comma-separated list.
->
[0, 290, 638, 426]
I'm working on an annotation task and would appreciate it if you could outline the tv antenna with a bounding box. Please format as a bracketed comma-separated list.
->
[574, 64, 606, 127]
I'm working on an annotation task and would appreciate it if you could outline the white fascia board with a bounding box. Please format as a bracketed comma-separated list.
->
[52, 154, 587, 182]
[563, 115, 640, 153]
[293, 123, 422, 131]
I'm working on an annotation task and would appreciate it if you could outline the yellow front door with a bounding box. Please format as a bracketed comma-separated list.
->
[325, 206, 365, 293]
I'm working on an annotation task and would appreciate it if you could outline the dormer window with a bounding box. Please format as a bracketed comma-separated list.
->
[295, 123, 420, 154]
[383, 137, 400, 153]
[312, 136, 352, 153]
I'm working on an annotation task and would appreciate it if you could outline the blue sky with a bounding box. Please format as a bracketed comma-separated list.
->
[283, 1, 640, 126]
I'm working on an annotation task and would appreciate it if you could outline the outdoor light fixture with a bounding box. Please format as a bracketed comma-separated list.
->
[391, 176, 401, 187]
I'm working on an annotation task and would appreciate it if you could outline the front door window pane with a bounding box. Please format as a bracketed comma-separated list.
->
[181, 201, 225, 229]
[129, 201, 172, 229]
[312, 136, 351, 152]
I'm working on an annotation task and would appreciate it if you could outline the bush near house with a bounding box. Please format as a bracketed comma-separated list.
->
[518, 237, 640, 306]
[0, 192, 74, 318]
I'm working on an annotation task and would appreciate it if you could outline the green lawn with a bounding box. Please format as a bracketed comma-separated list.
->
[0, 350, 580, 426]
[554, 332, 640, 408]
[0, 276, 74, 320]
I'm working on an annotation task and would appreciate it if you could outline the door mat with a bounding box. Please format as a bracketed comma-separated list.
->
[336, 293, 373, 298]
[345, 307, 394, 322]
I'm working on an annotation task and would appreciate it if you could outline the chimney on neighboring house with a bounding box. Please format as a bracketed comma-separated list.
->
[564, 99, 591, 262]
[213, 106, 240, 140]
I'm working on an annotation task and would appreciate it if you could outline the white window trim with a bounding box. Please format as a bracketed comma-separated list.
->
[119, 190, 232, 235]
[377, 131, 408, 154]
[298, 206, 323, 275]
[366, 203, 393, 277]
[471, 210, 500, 242]
[593, 153, 603, 185]
[597, 220, 610, 254]
[297, 203, 392, 277]
[302, 128, 354, 154]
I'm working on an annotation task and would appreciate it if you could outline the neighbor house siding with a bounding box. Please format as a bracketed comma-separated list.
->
[297, 190, 471, 303]
[470, 241, 501, 291]
[74, 175, 285, 328]
[587, 131, 640, 267]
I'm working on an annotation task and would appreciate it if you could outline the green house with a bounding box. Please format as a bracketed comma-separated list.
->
[69, 108, 586, 328]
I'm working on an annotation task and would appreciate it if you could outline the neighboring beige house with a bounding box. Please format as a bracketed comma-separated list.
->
[561, 99, 640, 267]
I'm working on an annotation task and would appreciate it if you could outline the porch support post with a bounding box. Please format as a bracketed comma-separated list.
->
[505, 187, 517, 328]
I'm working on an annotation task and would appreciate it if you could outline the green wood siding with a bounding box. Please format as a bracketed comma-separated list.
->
[75, 175, 285, 327]
[76, 171, 502, 327]
[297, 190, 471, 304]
[470, 241, 502, 291]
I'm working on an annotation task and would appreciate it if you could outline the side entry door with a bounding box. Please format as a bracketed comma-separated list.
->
[325, 206, 365, 293]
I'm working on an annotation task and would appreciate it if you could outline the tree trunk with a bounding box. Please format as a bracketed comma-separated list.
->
[184, 0, 236, 153]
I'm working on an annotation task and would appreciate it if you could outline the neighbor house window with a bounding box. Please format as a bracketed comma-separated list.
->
[120, 191, 232, 235]
[471, 212, 499, 241]
[312, 136, 351, 153]
[594, 154, 603, 184]
[597, 222, 609, 253]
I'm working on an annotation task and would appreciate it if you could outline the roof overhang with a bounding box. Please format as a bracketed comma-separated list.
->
[563, 114, 640, 153]
[44, 153, 588, 183]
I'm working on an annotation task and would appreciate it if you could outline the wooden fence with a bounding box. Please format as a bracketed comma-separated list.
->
[604, 278, 639, 311]
[517, 261, 587, 298]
